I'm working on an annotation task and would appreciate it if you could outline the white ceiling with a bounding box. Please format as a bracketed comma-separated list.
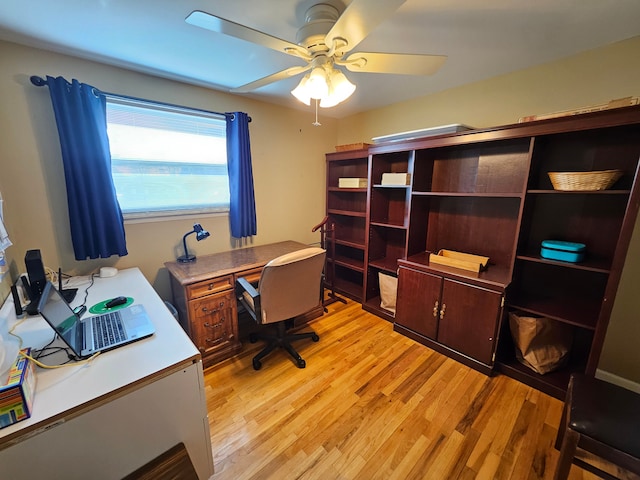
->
[1, 0, 639, 118]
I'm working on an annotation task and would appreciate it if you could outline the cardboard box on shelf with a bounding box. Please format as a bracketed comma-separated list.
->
[335, 142, 371, 152]
[519, 97, 639, 123]
[381, 173, 411, 186]
[338, 177, 368, 188]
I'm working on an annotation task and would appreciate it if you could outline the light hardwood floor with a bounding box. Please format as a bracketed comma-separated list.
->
[203, 299, 619, 480]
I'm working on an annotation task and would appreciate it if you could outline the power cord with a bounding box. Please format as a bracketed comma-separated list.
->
[74, 272, 97, 314]
[19, 350, 100, 369]
[8, 278, 101, 368]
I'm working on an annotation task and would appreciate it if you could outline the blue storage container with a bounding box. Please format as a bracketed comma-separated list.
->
[540, 240, 586, 263]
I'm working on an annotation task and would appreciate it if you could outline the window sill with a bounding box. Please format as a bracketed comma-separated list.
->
[123, 209, 228, 224]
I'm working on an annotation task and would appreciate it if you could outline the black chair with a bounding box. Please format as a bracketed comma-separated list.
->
[554, 373, 640, 479]
[236, 247, 325, 370]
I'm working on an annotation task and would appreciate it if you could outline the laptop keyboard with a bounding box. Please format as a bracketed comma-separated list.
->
[92, 311, 126, 349]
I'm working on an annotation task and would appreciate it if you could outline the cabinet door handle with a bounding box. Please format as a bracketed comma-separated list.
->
[440, 304, 446, 320]
[433, 300, 439, 318]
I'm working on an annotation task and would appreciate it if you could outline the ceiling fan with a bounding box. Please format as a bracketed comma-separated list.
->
[185, 0, 447, 107]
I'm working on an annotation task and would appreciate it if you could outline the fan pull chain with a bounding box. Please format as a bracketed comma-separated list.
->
[312, 98, 321, 127]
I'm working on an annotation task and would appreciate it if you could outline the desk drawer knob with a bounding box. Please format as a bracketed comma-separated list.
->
[201, 306, 217, 314]
[204, 320, 225, 328]
[206, 335, 226, 345]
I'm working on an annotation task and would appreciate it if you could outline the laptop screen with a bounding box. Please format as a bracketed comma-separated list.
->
[38, 282, 83, 355]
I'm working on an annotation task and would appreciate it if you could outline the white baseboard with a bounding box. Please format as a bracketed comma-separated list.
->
[595, 369, 640, 393]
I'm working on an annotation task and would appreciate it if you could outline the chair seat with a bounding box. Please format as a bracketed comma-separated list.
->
[569, 375, 640, 459]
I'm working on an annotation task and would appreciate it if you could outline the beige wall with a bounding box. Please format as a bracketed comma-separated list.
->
[0, 40, 337, 301]
[336, 35, 640, 144]
[336, 35, 640, 383]
[1, 35, 639, 382]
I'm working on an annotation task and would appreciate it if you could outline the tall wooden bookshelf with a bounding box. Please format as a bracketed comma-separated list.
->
[325, 106, 640, 398]
[325, 148, 370, 302]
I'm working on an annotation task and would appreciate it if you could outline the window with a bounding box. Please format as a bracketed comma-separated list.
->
[105, 97, 229, 219]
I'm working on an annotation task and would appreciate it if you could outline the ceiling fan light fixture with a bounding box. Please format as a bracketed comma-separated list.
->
[291, 74, 312, 105]
[307, 67, 330, 99]
[320, 69, 356, 108]
[292, 66, 356, 108]
[291, 66, 331, 105]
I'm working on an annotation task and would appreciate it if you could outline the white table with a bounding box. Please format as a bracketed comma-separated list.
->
[0, 268, 214, 479]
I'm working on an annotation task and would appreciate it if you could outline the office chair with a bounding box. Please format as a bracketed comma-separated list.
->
[236, 247, 325, 370]
[553, 373, 640, 479]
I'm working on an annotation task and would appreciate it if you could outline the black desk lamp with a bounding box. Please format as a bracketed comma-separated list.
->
[177, 223, 210, 263]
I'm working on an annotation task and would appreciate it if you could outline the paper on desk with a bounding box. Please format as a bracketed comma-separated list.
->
[0, 297, 20, 384]
[0, 193, 11, 252]
[0, 193, 11, 280]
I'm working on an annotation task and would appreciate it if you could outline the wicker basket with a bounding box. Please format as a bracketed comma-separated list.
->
[548, 169, 623, 191]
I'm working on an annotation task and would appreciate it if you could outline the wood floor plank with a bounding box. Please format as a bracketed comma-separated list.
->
[205, 298, 626, 479]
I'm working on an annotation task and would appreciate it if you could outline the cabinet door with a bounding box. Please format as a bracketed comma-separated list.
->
[189, 290, 238, 355]
[437, 279, 502, 365]
[395, 266, 441, 339]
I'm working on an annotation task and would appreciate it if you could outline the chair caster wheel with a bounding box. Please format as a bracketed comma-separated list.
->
[297, 359, 306, 369]
[311, 334, 319, 342]
[253, 359, 262, 370]
[249, 333, 258, 343]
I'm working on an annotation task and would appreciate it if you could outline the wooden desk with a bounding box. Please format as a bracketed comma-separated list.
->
[165, 240, 321, 368]
[0, 268, 214, 479]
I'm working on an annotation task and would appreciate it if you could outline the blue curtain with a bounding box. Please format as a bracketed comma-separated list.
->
[45, 76, 127, 260]
[226, 112, 257, 238]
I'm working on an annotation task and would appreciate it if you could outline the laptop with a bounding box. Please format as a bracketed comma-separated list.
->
[37, 281, 156, 359]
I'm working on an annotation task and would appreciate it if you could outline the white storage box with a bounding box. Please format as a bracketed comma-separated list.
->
[381, 173, 411, 186]
[338, 177, 368, 188]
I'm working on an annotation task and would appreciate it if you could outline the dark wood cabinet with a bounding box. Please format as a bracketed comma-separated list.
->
[395, 263, 504, 372]
[395, 266, 440, 339]
[437, 278, 503, 366]
[326, 106, 640, 397]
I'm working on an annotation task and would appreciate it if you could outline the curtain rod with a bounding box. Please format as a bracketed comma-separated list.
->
[29, 75, 251, 122]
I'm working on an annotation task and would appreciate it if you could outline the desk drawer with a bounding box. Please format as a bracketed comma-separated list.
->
[191, 292, 234, 321]
[189, 290, 237, 354]
[187, 275, 233, 300]
[234, 267, 262, 286]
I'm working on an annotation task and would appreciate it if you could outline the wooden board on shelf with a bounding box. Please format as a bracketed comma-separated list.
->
[335, 142, 371, 152]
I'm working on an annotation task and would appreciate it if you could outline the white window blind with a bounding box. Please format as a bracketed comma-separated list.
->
[106, 98, 229, 219]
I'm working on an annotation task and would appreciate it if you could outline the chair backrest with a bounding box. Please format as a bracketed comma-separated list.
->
[256, 247, 326, 324]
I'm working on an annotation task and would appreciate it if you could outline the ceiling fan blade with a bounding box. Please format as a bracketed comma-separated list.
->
[325, 0, 406, 55]
[342, 52, 447, 76]
[230, 65, 311, 93]
[186, 11, 309, 60]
